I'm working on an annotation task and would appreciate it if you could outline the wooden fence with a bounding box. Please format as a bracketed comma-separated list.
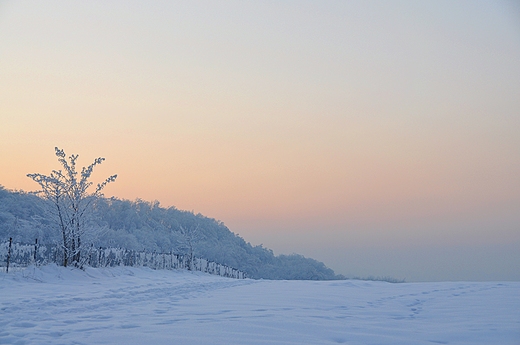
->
[0, 239, 246, 279]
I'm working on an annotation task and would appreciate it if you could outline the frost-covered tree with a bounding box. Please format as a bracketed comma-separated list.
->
[27, 147, 117, 267]
[176, 223, 202, 270]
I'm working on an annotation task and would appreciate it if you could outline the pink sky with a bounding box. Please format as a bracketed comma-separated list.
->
[1, 1, 519, 280]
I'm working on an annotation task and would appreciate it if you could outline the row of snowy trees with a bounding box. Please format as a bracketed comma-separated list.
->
[0, 147, 342, 280]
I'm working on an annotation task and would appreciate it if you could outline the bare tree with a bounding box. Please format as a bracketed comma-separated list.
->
[176, 223, 202, 270]
[27, 147, 117, 267]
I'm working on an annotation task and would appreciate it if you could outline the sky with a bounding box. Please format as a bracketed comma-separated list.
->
[1, 0, 519, 281]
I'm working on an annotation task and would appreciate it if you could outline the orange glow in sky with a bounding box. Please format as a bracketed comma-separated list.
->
[1, 1, 519, 281]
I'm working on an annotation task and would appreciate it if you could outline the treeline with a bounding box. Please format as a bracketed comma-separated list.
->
[0, 185, 342, 280]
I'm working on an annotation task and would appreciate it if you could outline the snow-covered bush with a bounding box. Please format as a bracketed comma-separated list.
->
[26, 147, 117, 267]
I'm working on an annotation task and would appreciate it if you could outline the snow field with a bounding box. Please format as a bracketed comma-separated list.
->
[1, 265, 519, 344]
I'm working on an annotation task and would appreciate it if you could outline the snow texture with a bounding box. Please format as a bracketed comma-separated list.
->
[1, 265, 519, 345]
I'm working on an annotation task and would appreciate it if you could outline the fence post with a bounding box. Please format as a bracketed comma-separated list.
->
[33, 238, 38, 264]
[6, 237, 12, 273]
[89, 243, 93, 266]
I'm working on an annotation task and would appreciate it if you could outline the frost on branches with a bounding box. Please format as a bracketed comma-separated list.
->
[27, 147, 117, 268]
[176, 223, 203, 271]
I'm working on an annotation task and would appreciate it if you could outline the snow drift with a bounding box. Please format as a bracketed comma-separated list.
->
[1, 265, 519, 344]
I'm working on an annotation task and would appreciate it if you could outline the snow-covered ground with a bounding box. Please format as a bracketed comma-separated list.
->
[1, 265, 519, 345]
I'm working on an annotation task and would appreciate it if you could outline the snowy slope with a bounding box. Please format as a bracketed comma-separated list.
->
[1, 265, 519, 345]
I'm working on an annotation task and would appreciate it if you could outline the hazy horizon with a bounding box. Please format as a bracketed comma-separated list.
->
[1, 0, 519, 281]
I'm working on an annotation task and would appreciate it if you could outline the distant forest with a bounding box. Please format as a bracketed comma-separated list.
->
[0, 185, 342, 280]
